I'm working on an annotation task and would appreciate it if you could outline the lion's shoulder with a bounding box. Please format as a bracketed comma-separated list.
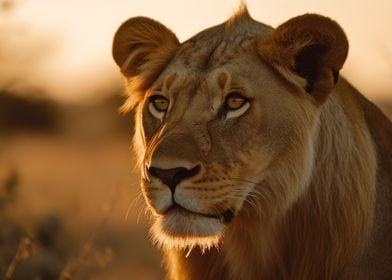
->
[337, 79, 392, 161]
[337, 79, 392, 276]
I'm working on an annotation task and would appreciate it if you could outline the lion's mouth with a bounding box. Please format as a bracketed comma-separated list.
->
[164, 203, 234, 223]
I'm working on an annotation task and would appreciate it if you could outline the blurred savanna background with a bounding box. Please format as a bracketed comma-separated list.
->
[0, 0, 391, 279]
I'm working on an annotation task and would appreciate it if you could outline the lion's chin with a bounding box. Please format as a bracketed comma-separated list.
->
[150, 207, 225, 251]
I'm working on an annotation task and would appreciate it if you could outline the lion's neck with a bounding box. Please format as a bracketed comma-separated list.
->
[164, 94, 376, 280]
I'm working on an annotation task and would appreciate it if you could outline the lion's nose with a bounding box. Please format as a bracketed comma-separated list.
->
[148, 165, 201, 193]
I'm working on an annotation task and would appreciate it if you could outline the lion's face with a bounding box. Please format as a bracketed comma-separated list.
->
[137, 50, 319, 250]
[112, 11, 348, 250]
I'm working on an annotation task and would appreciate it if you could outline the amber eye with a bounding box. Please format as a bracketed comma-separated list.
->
[224, 92, 247, 110]
[150, 95, 169, 112]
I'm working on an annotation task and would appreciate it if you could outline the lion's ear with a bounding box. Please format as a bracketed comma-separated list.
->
[260, 14, 348, 102]
[112, 17, 180, 92]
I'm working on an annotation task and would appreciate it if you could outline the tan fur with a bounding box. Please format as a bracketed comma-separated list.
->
[113, 6, 392, 279]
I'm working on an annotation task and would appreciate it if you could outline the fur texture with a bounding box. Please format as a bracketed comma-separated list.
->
[112, 6, 392, 279]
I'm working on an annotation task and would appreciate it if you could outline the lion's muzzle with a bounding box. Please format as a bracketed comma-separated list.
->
[147, 164, 234, 223]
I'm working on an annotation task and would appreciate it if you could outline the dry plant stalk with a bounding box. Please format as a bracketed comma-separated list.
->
[59, 185, 120, 280]
[4, 237, 33, 280]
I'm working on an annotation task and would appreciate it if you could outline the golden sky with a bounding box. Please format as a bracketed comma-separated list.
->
[1, 0, 391, 103]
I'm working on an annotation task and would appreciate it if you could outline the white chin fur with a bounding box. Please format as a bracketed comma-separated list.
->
[150, 210, 224, 251]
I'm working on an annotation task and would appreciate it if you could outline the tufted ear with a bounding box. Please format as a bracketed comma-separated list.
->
[259, 14, 348, 102]
[112, 17, 180, 92]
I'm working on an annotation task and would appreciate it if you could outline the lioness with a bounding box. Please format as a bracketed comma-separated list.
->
[112, 6, 392, 279]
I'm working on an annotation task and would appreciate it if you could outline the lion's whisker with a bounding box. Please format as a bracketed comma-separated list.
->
[125, 190, 144, 221]
[136, 204, 148, 224]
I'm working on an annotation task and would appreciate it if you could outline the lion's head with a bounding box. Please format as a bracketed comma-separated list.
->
[112, 8, 348, 251]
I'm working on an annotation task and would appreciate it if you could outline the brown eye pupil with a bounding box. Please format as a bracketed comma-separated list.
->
[151, 96, 169, 111]
[225, 93, 246, 110]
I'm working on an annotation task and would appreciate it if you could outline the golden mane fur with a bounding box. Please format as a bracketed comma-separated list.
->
[112, 6, 392, 279]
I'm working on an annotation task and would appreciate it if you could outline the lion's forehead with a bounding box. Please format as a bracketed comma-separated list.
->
[159, 58, 257, 104]
[171, 37, 254, 72]
[167, 18, 272, 72]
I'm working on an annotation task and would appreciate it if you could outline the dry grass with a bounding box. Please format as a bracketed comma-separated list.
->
[0, 135, 163, 280]
[4, 237, 33, 280]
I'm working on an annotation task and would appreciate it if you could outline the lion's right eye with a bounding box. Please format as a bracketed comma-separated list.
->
[148, 95, 169, 120]
[151, 96, 169, 111]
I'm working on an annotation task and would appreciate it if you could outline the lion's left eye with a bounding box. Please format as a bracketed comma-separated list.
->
[225, 92, 247, 110]
[224, 92, 250, 119]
